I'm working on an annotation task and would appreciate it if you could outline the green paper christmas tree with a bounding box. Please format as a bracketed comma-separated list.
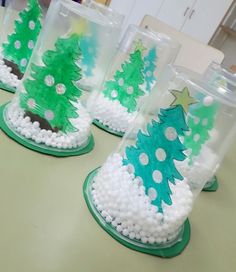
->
[2, 0, 42, 74]
[143, 47, 157, 92]
[184, 95, 218, 163]
[20, 34, 82, 133]
[123, 105, 188, 213]
[103, 40, 146, 113]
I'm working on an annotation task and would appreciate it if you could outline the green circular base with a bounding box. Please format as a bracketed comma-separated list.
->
[83, 168, 191, 258]
[0, 103, 94, 157]
[203, 176, 219, 192]
[0, 81, 16, 93]
[93, 119, 124, 137]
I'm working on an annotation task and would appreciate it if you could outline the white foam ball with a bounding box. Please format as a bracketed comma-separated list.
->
[116, 225, 123, 233]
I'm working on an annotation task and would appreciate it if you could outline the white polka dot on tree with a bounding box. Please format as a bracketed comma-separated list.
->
[111, 90, 118, 98]
[56, 83, 66, 95]
[14, 40, 21, 49]
[27, 98, 36, 109]
[20, 58, 27, 67]
[148, 187, 157, 200]
[194, 134, 200, 142]
[165, 127, 177, 141]
[28, 40, 34, 49]
[44, 75, 55, 87]
[152, 170, 162, 183]
[139, 153, 149, 165]
[44, 110, 54, 121]
[155, 148, 166, 161]
[29, 20, 35, 30]
[203, 96, 214, 106]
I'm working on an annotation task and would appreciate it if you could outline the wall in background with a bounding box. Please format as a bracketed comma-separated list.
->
[210, 1, 236, 69]
[110, 0, 233, 44]
[221, 36, 236, 68]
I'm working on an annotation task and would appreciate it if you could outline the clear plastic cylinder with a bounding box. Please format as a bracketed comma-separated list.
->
[202, 62, 236, 188]
[87, 64, 236, 249]
[1, 0, 120, 155]
[90, 24, 180, 135]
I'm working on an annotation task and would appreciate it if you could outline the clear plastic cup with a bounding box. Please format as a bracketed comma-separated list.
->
[0, 0, 120, 156]
[83, 64, 236, 257]
[90, 24, 180, 136]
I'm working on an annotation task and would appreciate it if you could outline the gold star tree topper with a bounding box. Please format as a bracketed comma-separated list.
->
[134, 39, 146, 53]
[170, 87, 197, 114]
[69, 18, 88, 36]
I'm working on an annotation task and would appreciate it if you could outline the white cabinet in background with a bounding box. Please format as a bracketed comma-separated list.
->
[157, 0, 233, 43]
[181, 0, 233, 43]
[110, 0, 234, 44]
[157, 0, 196, 30]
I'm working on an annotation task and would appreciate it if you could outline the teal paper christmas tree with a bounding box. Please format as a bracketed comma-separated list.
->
[20, 34, 82, 133]
[103, 40, 146, 112]
[80, 30, 97, 77]
[2, 0, 42, 74]
[123, 87, 197, 212]
[143, 47, 157, 92]
[184, 95, 218, 163]
[124, 105, 188, 213]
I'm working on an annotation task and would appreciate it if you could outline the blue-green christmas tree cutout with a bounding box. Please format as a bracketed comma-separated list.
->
[143, 47, 157, 92]
[123, 104, 189, 213]
[184, 94, 218, 164]
[80, 27, 97, 77]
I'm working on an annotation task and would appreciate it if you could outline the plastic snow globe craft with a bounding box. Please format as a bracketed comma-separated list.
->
[0, 0, 44, 93]
[0, 0, 120, 156]
[90, 24, 180, 137]
[201, 62, 236, 191]
[83, 64, 236, 257]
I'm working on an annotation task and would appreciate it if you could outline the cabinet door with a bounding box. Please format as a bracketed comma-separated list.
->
[181, 0, 233, 43]
[157, 0, 196, 30]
